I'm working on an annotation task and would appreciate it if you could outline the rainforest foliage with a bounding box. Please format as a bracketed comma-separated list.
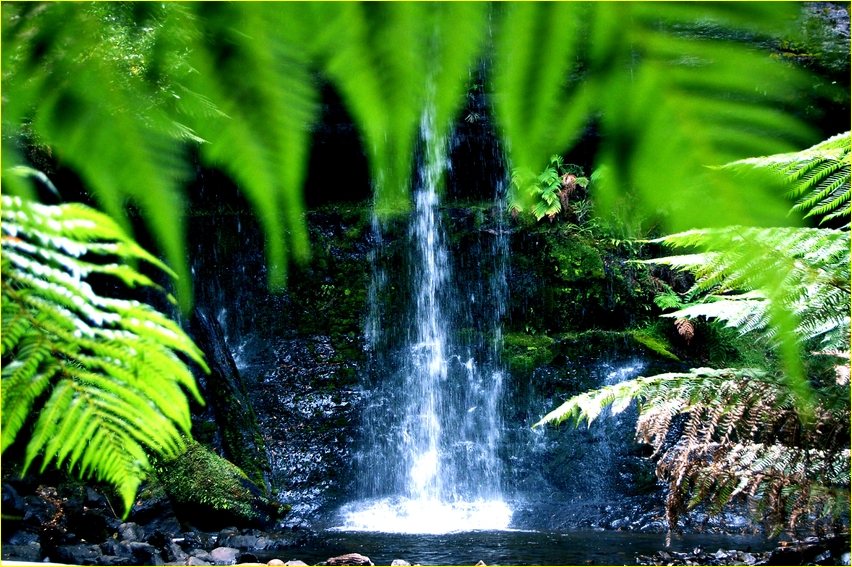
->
[1, 1, 847, 522]
[1, 194, 206, 513]
[536, 134, 851, 533]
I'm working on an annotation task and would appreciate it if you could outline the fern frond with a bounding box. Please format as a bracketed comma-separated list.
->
[1, 195, 206, 514]
[643, 226, 850, 351]
[536, 367, 850, 531]
[580, 3, 814, 234]
[728, 131, 851, 226]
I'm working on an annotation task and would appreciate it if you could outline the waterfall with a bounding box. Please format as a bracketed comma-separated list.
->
[336, 107, 511, 533]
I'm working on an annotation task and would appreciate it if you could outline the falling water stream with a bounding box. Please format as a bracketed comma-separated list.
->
[335, 108, 511, 533]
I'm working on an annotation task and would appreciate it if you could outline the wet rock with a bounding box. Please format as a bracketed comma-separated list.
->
[721, 513, 749, 530]
[391, 560, 411, 566]
[2, 483, 25, 516]
[267, 560, 286, 566]
[54, 543, 103, 565]
[191, 549, 215, 564]
[638, 520, 667, 533]
[189, 556, 214, 566]
[100, 539, 133, 558]
[283, 561, 307, 566]
[191, 307, 272, 491]
[327, 552, 374, 566]
[475, 561, 487, 566]
[219, 532, 260, 549]
[6, 530, 40, 545]
[118, 522, 145, 543]
[100, 555, 139, 566]
[238, 551, 260, 563]
[211, 546, 242, 565]
[129, 541, 164, 565]
[1, 543, 42, 562]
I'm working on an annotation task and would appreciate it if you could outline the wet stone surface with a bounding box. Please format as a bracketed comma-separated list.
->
[250, 336, 365, 527]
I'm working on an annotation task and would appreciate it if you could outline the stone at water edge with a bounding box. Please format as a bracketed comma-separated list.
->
[266, 560, 285, 566]
[326, 552, 374, 566]
[475, 561, 487, 566]
[284, 561, 309, 566]
[211, 546, 241, 565]
[391, 560, 411, 566]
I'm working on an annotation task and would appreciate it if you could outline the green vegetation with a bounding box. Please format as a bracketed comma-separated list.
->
[3, 3, 816, 307]
[1, 1, 845, 530]
[536, 133, 851, 533]
[1, 194, 206, 513]
[727, 131, 850, 226]
[154, 438, 286, 527]
[509, 156, 589, 222]
[535, 367, 849, 533]
[502, 333, 556, 376]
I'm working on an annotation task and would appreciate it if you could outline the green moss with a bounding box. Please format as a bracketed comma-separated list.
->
[548, 235, 606, 283]
[155, 438, 286, 528]
[630, 330, 680, 361]
[502, 332, 556, 375]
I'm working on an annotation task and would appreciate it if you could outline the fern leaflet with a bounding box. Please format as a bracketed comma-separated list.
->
[1, 195, 207, 514]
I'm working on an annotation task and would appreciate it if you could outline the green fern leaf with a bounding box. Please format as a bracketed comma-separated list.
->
[2, 194, 207, 514]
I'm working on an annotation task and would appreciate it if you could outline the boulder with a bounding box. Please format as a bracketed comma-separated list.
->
[284, 561, 308, 566]
[155, 439, 285, 530]
[327, 553, 374, 566]
[1, 543, 42, 562]
[391, 561, 411, 566]
[128, 541, 164, 565]
[267, 560, 286, 566]
[211, 546, 242, 565]
[54, 543, 102, 565]
[118, 522, 145, 543]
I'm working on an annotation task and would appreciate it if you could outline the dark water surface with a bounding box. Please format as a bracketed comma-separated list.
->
[278, 529, 774, 565]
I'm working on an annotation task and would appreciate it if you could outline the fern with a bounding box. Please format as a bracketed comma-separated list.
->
[3, 3, 821, 309]
[535, 368, 850, 532]
[1, 194, 207, 513]
[728, 131, 851, 226]
[492, 3, 815, 233]
[509, 156, 589, 221]
[643, 226, 850, 351]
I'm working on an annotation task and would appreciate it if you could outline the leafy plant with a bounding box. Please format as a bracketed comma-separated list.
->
[644, 226, 850, 352]
[1, 193, 206, 513]
[534, 368, 850, 533]
[727, 131, 850, 227]
[509, 156, 589, 221]
[2, 3, 821, 308]
[536, 134, 851, 533]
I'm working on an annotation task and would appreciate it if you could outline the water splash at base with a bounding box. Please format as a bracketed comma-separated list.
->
[333, 497, 512, 534]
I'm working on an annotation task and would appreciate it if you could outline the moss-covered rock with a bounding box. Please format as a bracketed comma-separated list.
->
[552, 329, 679, 362]
[508, 223, 660, 334]
[154, 439, 287, 530]
[502, 332, 556, 375]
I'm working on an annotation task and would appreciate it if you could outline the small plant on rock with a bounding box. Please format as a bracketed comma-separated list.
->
[509, 155, 589, 222]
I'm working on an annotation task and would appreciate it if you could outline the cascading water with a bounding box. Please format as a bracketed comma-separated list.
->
[336, 107, 511, 533]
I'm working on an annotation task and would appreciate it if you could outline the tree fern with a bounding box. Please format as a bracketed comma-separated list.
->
[728, 131, 851, 226]
[491, 2, 815, 232]
[535, 368, 850, 532]
[2, 3, 823, 309]
[1, 194, 206, 513]
[642, 226, 850, 351]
